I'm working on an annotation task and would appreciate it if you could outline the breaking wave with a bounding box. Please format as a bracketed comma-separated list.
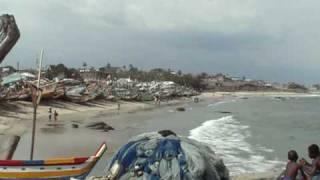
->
[188, 116, 283, 175]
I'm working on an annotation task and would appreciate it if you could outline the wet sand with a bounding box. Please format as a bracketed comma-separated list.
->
[11, 97, 196, 176]
[12, 97, 195, 158]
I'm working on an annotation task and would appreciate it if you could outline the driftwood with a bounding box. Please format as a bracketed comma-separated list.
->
[0, 14, 20, 64]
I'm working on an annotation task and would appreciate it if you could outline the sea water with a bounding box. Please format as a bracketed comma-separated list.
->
[189, 95, 320, 174]
[14, 95, 320, 176]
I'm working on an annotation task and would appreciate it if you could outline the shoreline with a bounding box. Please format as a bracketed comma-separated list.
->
[0, 91, 315, 178]
[0, 97, 194, 136]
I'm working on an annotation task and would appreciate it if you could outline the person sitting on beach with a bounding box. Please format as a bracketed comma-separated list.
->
[300, 144, 320, 180]
[279, 150, 305, 180]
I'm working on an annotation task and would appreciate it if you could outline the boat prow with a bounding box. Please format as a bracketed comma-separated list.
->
[0, 143, 107, 180]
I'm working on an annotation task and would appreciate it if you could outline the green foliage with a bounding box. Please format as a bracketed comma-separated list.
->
[106, 63, 111, 69]
[287, 82, 307, 91]
[45, 64, 80, 80]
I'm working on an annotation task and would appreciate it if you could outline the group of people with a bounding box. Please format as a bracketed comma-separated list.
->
[280, 144, 320, 180]
[48, 107, 59, 121]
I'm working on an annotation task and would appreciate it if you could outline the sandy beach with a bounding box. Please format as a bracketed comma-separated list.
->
[0, 91, 315, 179]
[0, 96, 195, 158]
[0, 91, 309, 138]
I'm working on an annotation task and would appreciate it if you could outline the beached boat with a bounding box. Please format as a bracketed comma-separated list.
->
[64, 85, 99, 103]
[0, 143, 107, 180]
[0, 88, 8, 101]
[52, 82, 65, 99]
[4, 88, 30, 101]
[40, 82, 58, 99]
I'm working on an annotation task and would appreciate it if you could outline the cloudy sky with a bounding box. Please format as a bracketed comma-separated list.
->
[1, 0, 320, 84]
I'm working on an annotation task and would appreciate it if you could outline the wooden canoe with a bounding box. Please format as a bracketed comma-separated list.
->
[0, 143, 106, 179]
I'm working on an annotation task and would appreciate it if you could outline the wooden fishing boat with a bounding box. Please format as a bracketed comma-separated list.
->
[0, 143, 107, 180]
[40, 82, 58, 99]
[52, 83, 65, 99]
[4, 88, 30, 101]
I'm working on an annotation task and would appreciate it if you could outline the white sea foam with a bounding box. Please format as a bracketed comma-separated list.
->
[188, 116, 283, 175]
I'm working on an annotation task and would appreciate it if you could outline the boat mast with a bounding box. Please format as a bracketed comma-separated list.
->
[30, 49, 43, 160]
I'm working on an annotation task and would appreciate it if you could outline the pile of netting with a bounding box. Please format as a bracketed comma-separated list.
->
[90, 130, 230, 180]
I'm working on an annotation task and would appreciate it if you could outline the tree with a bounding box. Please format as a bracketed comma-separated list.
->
[200, 72, 208, 78]
[106, 63, 111, 69]
[129, 64, 134, 71]
[177, 70, 182, 76]
[45, 64, 70, 79]
[82, 62, 87, 69]
[128, 64, 138, 73]
[287, 82, 307, 91]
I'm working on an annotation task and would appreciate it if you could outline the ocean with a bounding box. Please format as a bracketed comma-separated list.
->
[95, 94, 320, 175]
[14, 94, 320, 176]
[188, 95, 320, 174]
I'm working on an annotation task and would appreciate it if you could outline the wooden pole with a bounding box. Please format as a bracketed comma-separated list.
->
[30, 107, 37, 160]
[30, 49, 43, 160]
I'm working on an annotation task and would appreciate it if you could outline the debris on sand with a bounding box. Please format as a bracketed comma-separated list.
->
[72, 124, 79, 128]
[86, 121, 114, 131]
[176, 107, 186, 111]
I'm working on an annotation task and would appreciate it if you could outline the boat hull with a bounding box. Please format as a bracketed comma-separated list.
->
[0, 143, 106, 180]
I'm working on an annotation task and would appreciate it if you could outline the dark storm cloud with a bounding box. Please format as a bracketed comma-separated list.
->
[1, 0, 320, 84]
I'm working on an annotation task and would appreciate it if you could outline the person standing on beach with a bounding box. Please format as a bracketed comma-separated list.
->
[300, 144, 320, 180]
[154, 95, 158, 105]
[117, 101, 121, 113]
[48, 107, 52, 121]
[54, 110, 59, 121]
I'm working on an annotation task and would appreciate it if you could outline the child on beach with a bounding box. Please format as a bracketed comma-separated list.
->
[300, 144, 320, 180]
[279, 150, 305, 180]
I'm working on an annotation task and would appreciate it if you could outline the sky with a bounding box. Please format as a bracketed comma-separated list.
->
[1, 0, 320, 84]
